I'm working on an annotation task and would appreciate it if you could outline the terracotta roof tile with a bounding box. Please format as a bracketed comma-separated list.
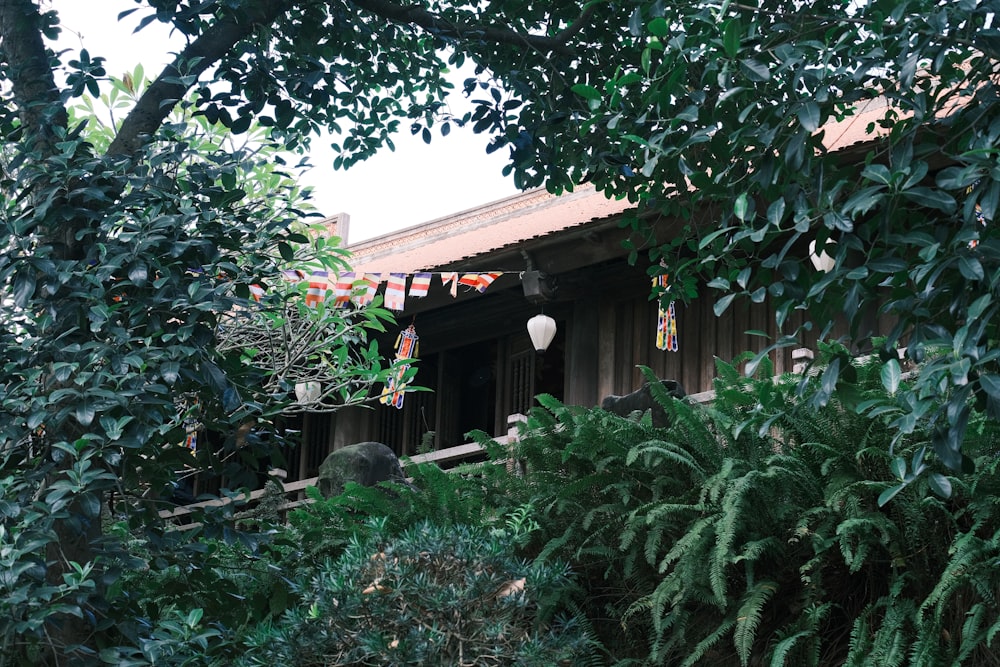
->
[346, 184, 631, 273]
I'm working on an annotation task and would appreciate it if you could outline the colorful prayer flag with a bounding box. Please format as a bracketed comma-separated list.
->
[354, 272, 383, 306]
[458, 273, 481, 289]
[441, 272, 458, 297]
[476, 271, 503, 293]
[305, 270, 329, 307]
[384, 273, 407, 311]
[334, 271, 355, 306]
[409, 272, 432, 298]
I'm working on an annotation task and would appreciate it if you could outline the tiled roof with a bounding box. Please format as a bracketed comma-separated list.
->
[345, 184, 631, 273]
[339, 97, 905, 273]
[821, 96, 894, 152]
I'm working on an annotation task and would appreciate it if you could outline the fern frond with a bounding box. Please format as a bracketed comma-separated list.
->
[677, 618, 736, 667]
[734, 580, 779, 666]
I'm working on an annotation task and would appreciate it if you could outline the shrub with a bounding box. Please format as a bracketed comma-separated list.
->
[237, 518, 600, 666]
[507, 357, 1000, 665]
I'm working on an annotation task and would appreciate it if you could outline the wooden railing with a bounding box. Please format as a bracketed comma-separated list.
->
[159, 414, 528, 524]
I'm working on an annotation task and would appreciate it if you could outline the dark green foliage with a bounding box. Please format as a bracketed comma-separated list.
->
[509, 360, 1000, 665]
[237, 519, 599, 667]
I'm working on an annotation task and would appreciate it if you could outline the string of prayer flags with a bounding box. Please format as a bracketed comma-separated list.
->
[441, 272, 458, 297]
[249, 284, 265, 302]
[334, 272, 355, 306]
[305, 270, 329, 307]
[384, 273, 407, 311]
[380, 324, 419, 409]
[353, 273, 383, 306]
[654, 274, 678, 352]
[409, 272, 431, 298]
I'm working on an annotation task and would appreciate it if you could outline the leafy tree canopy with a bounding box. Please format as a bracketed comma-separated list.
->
[1, 0, 996, 660]
[483, 0, 1000, 479]
[0, 0, 606, 658]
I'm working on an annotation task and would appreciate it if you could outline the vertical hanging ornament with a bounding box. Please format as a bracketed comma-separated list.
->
[968, 182, 987, 248]
[380, 324, 419, 409]
[654, 274, 678, 352]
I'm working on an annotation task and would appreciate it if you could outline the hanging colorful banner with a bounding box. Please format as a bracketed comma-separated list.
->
[476, 272, 503, 292]
[441, 272, 458, 297]
[654, 274, 678, 352]
[353, 272, 383, 306]
[384, 273, 407, 311]
[305, 270, 329, 307]
[409, 272, 431, 298]
[334, 272, 355, 306]
[380, 324, 419, 409]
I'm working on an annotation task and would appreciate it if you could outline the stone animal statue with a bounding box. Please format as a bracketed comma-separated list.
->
[600, 379, 686, 428]
[317, 441, 408, 498]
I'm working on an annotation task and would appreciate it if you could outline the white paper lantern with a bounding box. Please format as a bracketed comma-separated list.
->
[295, 381, 321, 404]
[526, 313, 557, 353]
[809, 238, 836, 273]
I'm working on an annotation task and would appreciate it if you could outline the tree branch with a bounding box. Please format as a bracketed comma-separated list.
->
[348, 0, 580, 57]
[107, 0, 292, 157]
[0, 0, 68, 157]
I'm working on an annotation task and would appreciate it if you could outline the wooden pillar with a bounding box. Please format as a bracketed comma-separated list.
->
[565, 298, 600, 407]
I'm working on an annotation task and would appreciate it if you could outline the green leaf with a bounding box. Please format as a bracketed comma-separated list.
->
[889, 452, 908, 483]
[766, 199, 785, 227]
[796, 100, 819, 132]
[903, 186, 957, 213]
[12, 270, 35, 308]
[570, 84, 601, 101]
[881, 359, 901, 395]
[714, 293, 736, 316]
[979, 373, 1000, 399]
[278, 241, 295, 262]
[862, 164, 892, 185]
[648, 17, 669, 38]
[740, 58, 770, 82]
[722, 18, 741, 58]
[878, 482, 907, 507]
[734, 193, 750, 221]
[75, 400, 96, 427]
[128, 262, 148, 286]
[629, 7, 643, 36]
[161, 361, 180, 385]
[927, 473, 952, 499]
[958, 256, 985, 281]
[967, 293, 992, 321]
[698, 226, 735, 250]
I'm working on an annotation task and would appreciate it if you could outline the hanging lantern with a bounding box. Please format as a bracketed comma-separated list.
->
[295, 381, 321, 405]
[808, 238, 836, 272]
[527, 313, 557, 353]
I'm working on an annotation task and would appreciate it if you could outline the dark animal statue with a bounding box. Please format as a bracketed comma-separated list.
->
[600, 379, 686, 428]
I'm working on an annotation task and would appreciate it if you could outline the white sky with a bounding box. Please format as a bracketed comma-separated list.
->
[49, 0, 520, 243]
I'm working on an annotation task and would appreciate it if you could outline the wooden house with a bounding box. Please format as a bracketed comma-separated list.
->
[279, 185, 812, 482]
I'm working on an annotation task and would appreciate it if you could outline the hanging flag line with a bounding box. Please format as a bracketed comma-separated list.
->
[252, 270, 508, 312]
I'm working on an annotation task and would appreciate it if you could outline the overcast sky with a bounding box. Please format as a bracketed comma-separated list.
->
[49, 0, 520, 243]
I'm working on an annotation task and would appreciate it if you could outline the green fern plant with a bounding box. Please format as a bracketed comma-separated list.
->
[508, 356, 1000, 666]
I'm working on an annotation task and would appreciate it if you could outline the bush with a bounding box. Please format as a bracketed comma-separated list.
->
[237, 518, 600, 666]
[507, 357, 1000, 666]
